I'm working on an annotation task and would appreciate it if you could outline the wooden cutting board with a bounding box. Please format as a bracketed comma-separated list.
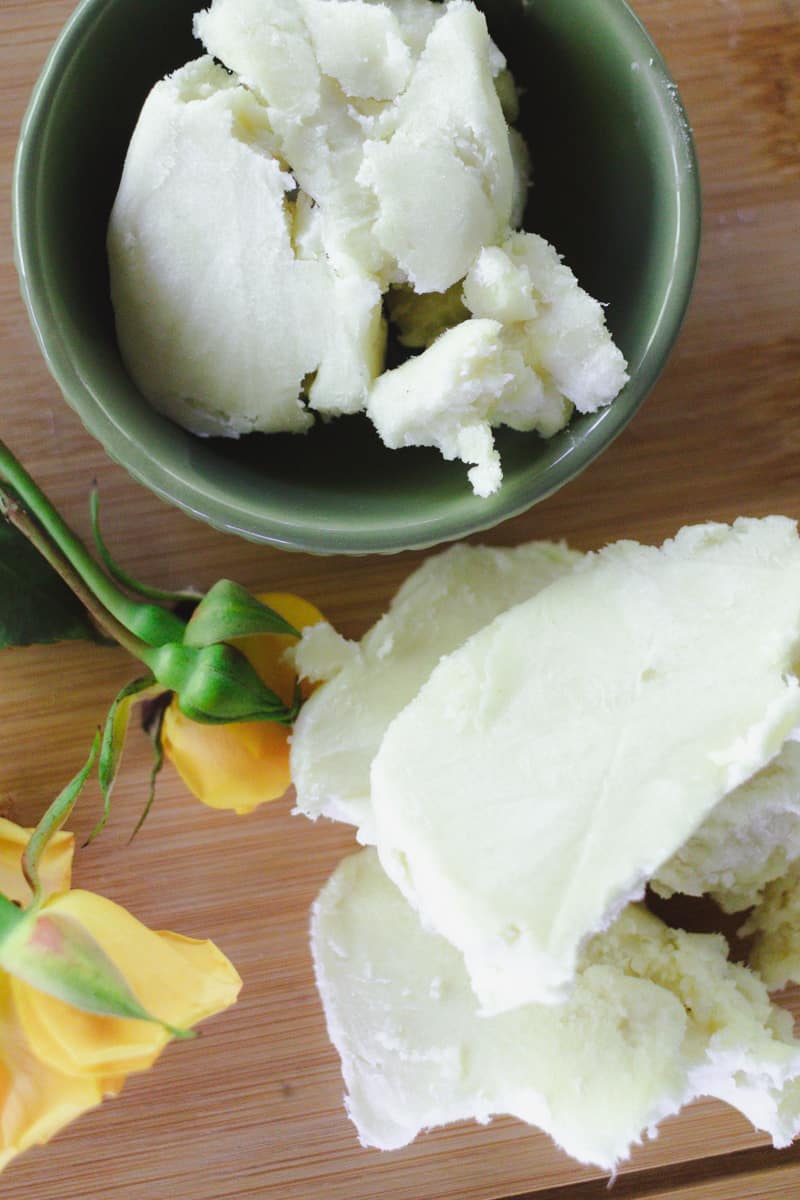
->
[1, 1, 799, 1196]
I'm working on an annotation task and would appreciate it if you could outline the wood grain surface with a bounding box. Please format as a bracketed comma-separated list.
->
[1, 0, 799, 1197]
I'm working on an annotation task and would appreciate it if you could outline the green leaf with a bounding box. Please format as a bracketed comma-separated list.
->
[87, 676, 158, 845]
[0, 908, 192, 1037]
[184, 580, 300, 648]
[0, 521, 102, 648]
[23, 733, 100, 902]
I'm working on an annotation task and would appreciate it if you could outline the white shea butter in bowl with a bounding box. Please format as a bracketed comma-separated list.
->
[107, 0, 628, 498]
[17, 0, 699, 552]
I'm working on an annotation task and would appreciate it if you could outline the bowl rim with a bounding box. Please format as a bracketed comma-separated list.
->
[13, 0, 702, 556]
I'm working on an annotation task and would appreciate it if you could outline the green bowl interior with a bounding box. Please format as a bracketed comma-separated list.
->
[14, 0, 699, 553]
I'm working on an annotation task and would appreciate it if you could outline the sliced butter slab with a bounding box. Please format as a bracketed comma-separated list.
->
[291, 540, 581, 840]
[312, 848, 800, 1167]
[371, 518, 800, 1012]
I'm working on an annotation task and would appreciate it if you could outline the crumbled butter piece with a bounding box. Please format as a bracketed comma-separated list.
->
[195, 0, 323, 120]
[312, 848, 800, 1166]
[292, 621, 358, 685]
[464, 232, 630, 415]
[463, 245, 539, 324]
[367, 320, 508, 497]
[742, 863, 800, 989]
[367, 231, 627, 496]
[299, 0, 412, 101]
[195, 0, 513, 288]
[366, 318, 564, 497]
[370, 518, 800, 1012]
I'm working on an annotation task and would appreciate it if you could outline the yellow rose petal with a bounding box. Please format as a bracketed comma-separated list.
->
[162, 703, 293, 813]
[14, 889, 241, 1078]
[0, 975, 104, 1168]
[150, 929, 245, 1020]
[163, 590, 326, 814]
[241, 592, 326, 704]
[51, 891, 241, 1024]
[13, 977, 169, 1079]
[0, 819, 73, 905]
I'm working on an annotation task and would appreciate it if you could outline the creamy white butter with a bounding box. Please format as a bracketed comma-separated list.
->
[367, 231, 627, 492]
[370, 518, 800, 1012]
[312, 848, 800, 1166]
[465, 232, 630, 415]
[107, 58, 332, 436]
[356, 0, 513, 293]
[291, 539, 581, 838]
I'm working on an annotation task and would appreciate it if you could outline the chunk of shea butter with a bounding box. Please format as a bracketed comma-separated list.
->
[291, 540, 581, 839]
[194, 0, 398, 280]
[195, 0, 515, 287]
[299, 0, 413, 100]
[356, 0, 514, 292]
[312, 848, 800, 1164]
[107, 57, 384, 434]
[366, 319, 561, 497]
[464, 232, 630, 414]
[194, 0, 322, 120]
[370, 518, 800, 1013]
[369, 232, 628, 497]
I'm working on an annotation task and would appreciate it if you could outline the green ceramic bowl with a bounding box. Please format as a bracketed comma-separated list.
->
[14, 0, 700, 555]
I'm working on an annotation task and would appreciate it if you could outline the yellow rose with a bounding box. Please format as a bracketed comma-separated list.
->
[162, 592, 325, 813]
[0, 820, 241, 1172]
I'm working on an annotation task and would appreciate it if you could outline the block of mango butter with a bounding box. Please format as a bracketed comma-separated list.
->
[370, 518, 800, 1013]
[312, 848, 800, 1166]
[291, 539, 581, 840]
